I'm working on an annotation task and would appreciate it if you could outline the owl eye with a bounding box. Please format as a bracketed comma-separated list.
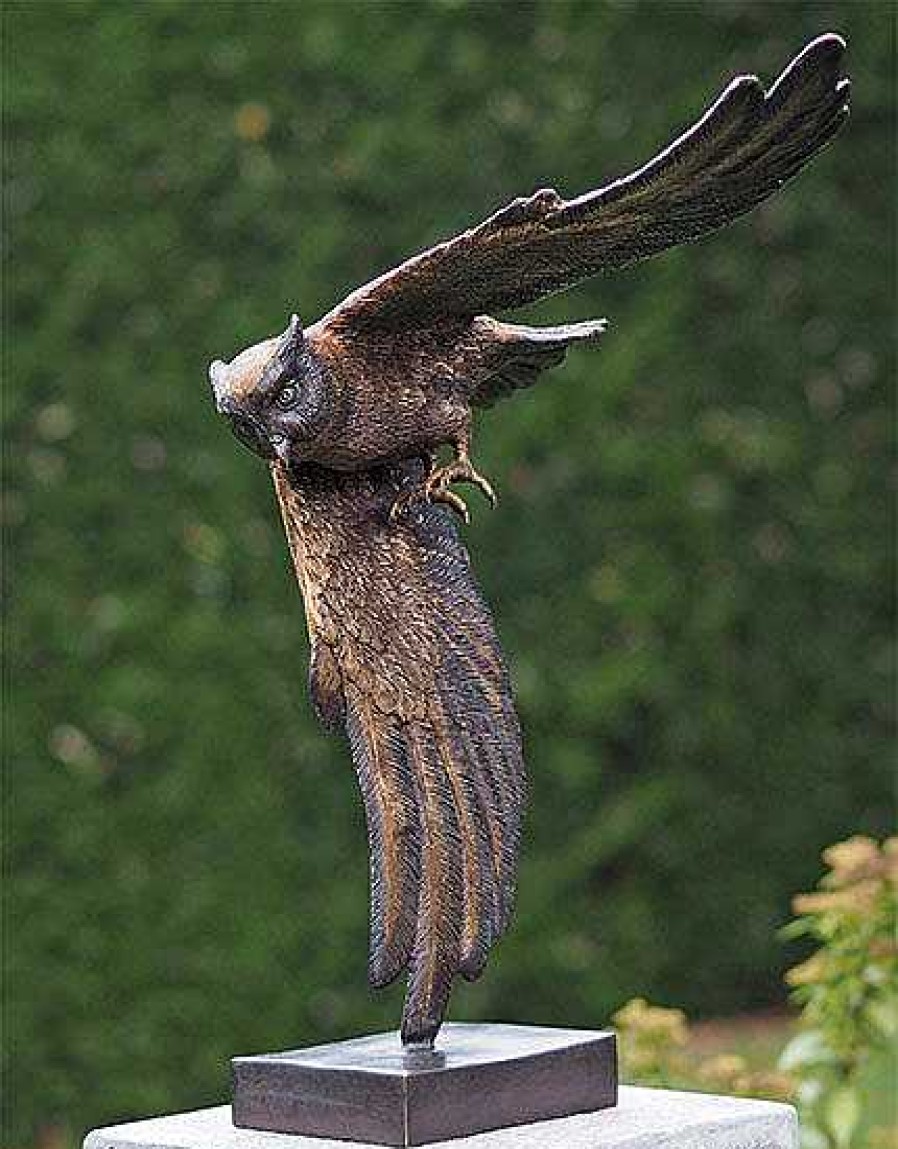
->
[275, 383, 298, 411]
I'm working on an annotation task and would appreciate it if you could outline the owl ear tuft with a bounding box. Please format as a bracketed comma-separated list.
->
[281, 313, 305, 365]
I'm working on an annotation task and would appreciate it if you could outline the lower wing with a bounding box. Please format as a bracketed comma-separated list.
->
[273, 457, 525, 1046]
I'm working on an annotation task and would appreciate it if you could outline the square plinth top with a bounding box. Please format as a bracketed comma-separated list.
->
[232, 1022, 617, 1146]
[84, 1087, 799, 1149]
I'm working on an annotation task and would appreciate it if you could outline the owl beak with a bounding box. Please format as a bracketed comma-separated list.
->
[270, 435, 291, 467]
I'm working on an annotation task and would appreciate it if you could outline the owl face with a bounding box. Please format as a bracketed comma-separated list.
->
[209, 315, 331, 465]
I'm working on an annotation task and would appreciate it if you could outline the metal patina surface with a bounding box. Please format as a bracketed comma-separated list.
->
[208, 37, 849, 1054]
[231, 1023, 617, 1146]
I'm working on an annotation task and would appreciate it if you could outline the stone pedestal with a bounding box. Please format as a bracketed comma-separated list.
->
[84, 1086, 797, 1148]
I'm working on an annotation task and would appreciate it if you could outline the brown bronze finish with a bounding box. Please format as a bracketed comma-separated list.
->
[211, 36, 849, 1052]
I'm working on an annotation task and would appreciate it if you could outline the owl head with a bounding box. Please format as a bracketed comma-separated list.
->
[209, 315, 331, 466]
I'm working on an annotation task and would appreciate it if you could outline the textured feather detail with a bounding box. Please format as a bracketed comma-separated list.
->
[272, 458, 525, 1046]
[400, 720, 463, 1045]
[345, 693, 420, 987]
[322, 35, 849, 331]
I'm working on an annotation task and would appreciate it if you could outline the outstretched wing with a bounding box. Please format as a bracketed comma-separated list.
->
[273, 458, 524, 1046]
[323, 35, 849, 332]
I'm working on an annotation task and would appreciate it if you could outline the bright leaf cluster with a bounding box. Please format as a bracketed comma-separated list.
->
[780, 836, 897, 1148]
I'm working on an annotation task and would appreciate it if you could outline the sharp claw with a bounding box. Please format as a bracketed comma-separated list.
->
[469, 472, 497, 507]
[435, 461, 497, 508]
[414, 449, 495, 526]
[430, 487, 471, 524]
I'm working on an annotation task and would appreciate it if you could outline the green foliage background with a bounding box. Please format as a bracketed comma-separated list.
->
[4, 1, 894, 1143]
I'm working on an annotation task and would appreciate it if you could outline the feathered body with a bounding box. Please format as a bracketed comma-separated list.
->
[216, 315, 606, 474]
[209, 36, 849, 1047]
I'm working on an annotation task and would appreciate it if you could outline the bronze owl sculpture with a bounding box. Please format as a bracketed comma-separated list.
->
[210, 36, 849, 1049]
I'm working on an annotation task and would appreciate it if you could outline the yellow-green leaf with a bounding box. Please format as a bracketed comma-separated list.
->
[825, 1085, 861, 1148]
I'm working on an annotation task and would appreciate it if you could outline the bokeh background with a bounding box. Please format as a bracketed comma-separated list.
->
[4, 1, 894, 1144]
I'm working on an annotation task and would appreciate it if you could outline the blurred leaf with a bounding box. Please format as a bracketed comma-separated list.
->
[865, 997, 898, 1040]
[779, 1030, 838, 1071]
[826, 1084, 861, 1148]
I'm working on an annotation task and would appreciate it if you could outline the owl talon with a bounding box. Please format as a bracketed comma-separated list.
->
[425, 453, 497, 523]
[464, 467, 497, 508]
[429, 486, 471, 524]
[390, 484, 471, 525]
[392, 447, 496, 526]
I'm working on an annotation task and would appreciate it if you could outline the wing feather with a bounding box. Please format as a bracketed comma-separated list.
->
[322, 35, 848, 331]
[273, 458, 524, 1046]
[345, 694, 420, 987]
[401, 718, 463, 1045]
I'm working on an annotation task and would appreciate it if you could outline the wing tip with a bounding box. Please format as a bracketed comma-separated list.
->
[769, 31, 848, 96]
[806, 31, 848, 57]
[783, 33, 848, 81]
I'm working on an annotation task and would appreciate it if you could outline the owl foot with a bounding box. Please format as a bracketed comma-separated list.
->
[389, 450, 496, 525]
[427, 485, 472, 524]
[425, 453, 497, 525]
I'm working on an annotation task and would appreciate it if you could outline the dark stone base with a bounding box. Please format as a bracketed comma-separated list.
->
[232, 1022, 617, 1146]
